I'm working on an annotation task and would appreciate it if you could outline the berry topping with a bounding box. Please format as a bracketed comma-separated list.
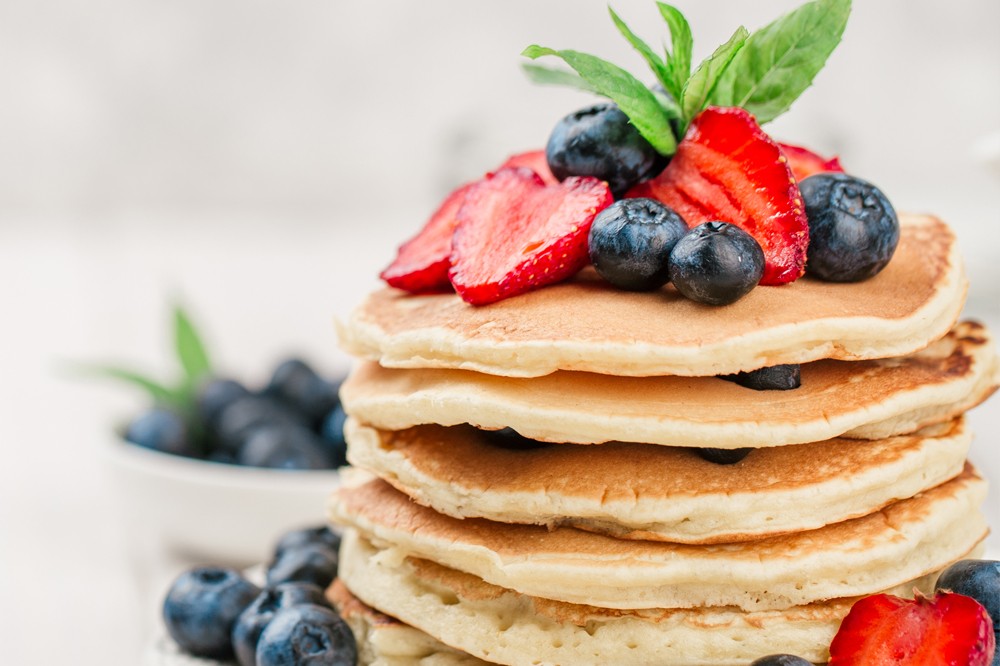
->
[779, 141, 844, 181]
[265, 358, 341, 427]
[499, 149, 558, 185]
[935, 560, 1000, 635]
[667, 221, 765, 305]
[546, 102, 667, 197]
[828, 591, 996, 666]
[232, 583, 332, 666]
[800, 173, 899, 282]
[588, 198, 688, 291]
[125, 408, 197, 457]
[196, 378, 251, 427]
[162, 567, 261, 659]
[213, 395, 308, 454]
[267, 543, 340, 589]
[697, 447, 753, 465]
[750, 656, 813, 666]
[723, 364, 801, 391]
[380, 181, 476, 294]
[449, 167, 613, 305]
[628, 106, 809, 285]
[255, 604, 357, 666]
[237, 424, 334, 470]
[274, 526, 342, 560]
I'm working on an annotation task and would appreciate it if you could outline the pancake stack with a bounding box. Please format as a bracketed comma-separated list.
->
[328, 214, 998, 665]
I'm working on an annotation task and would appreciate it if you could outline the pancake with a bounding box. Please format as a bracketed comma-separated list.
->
[328, 579, 491, 666]
[338, 214, 966, 378]
[339, 530, 968, 666]
[330, 467, 988, 612]
[344, 418, 971, 544]
[340, 321, 998, 449]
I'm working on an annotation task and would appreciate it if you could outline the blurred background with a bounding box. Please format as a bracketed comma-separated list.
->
[1, 0, 997, 663]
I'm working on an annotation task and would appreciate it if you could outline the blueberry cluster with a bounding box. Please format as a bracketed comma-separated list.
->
[124, 358, 348, 471]
[163, 525, 355, 665]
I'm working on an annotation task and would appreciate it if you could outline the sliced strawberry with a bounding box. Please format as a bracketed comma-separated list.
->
[380, 182, 475, 293]
[498, 150, 558, 185]
[779, 141, 845, 181]
[828, 591, 996, 666]
[627, 106, 808, 285]
[449, 167, 612, 305]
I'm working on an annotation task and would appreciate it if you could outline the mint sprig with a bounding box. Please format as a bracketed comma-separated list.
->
[522, 0, 850, 155]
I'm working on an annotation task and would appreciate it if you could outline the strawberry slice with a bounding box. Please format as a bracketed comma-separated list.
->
[779, 141, 845, 181]
[627, 106, 808, 285]
[380, 182, 475, 293]
[828, 591, 996, 666]
[449, 167, 612, 305]
[498, 150, 558, 185]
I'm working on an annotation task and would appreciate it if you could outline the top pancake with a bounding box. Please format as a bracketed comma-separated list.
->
[339, 214, 966, 377]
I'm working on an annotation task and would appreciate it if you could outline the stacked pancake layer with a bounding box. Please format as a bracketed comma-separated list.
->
[331, 215, 997, 665]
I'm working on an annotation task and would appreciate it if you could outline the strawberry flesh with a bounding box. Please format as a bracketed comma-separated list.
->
[449, 167, 612, 305]
[828, 591, 996, 666]
[627, 106, 808, 285]
[779, 141, 845, 181]
[498, 150, 558, 185]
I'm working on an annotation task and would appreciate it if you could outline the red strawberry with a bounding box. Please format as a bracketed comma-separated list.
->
[828, 591, 996, 666]
[380, 182, 475, 293]
[449, 167, 612, 305]
[498, 150, 558, 185]
[627, 106, 808, 285]
[779, 141, 845, 181]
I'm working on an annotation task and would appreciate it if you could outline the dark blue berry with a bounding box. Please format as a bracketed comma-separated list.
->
[750, 656, 813, 666]
[668, 222, 764, 305]
[697, 447, 753, 465]
[588, 198, 688, 291]
[256, 604, 356, 666]
[215, 395, 308, 454]
[274, 526, 342, 560]
[546, 103, 666, 198]
[723, 364, 801, 391]
[238, 424, 334, 470]
[232, 583, 332, 666]
[162, 567, 260, 659]
[125, 408, 197, 457]
[267, 543, 339, 589]
[800, 173, 899, 282]
[935, 559, 1000, 633]
[266, 358, 341, 427]
[319, 405, 349, 468]
[197, 378, 250, 426]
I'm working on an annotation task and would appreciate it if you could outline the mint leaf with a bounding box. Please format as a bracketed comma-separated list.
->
[173, 304, 211, 387]
[656, 3, 693, 98]
[522, 45, 677, 155]
[681, 26, 748, 129]
[521, 63, 596, 93]
[68, 364, 180, 405]
[709, 0, 851, 123]
[608, 7, 671, 91]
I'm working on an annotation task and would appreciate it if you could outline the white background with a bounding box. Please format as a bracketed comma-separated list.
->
[1, 1, 998, 663]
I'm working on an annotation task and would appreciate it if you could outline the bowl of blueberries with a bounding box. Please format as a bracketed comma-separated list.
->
[98, 307, 349, 563]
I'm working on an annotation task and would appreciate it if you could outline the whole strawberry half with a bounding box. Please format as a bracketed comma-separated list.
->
[449, 166, 612, 305]
[828, 591, 996, 666]
[627, 106, 808, 285]
[498, 150, 558, 185]
[779, 141, 845, 182]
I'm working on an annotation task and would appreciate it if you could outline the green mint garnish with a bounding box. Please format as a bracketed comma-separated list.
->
[522, 0, 850, 155]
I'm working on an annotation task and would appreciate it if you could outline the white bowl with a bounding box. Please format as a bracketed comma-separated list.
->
[104, 436, 341, 565]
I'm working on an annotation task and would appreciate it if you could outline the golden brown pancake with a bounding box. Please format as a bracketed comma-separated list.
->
[338, 214, 966, 378]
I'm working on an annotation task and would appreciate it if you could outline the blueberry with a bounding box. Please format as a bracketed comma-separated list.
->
[197, 378, 251, 426]
[274, 526, 342, 560]
[696, 447, 753, 465]
[319, 405, 349, 468]
[124, 408, 197, 457]
[238, 424, 334, 470]
[483, 427, 550, 450]
[546, 103, 666, 198]
[668, 222, 764, 305]
[267, 543, 339, 589]
[935, 559, 1000, 633]
[750, 656, 813, 666]
[214, 395, 308, 454]
[266, 358, 341, 426]
[800, 173, 899, 282]
[232, 583, 332, 666]
[722, 364, 801, 391]
[162, 567, 260, 659]
[256, 604, 356, 666]
[588, 198, 688, 291]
